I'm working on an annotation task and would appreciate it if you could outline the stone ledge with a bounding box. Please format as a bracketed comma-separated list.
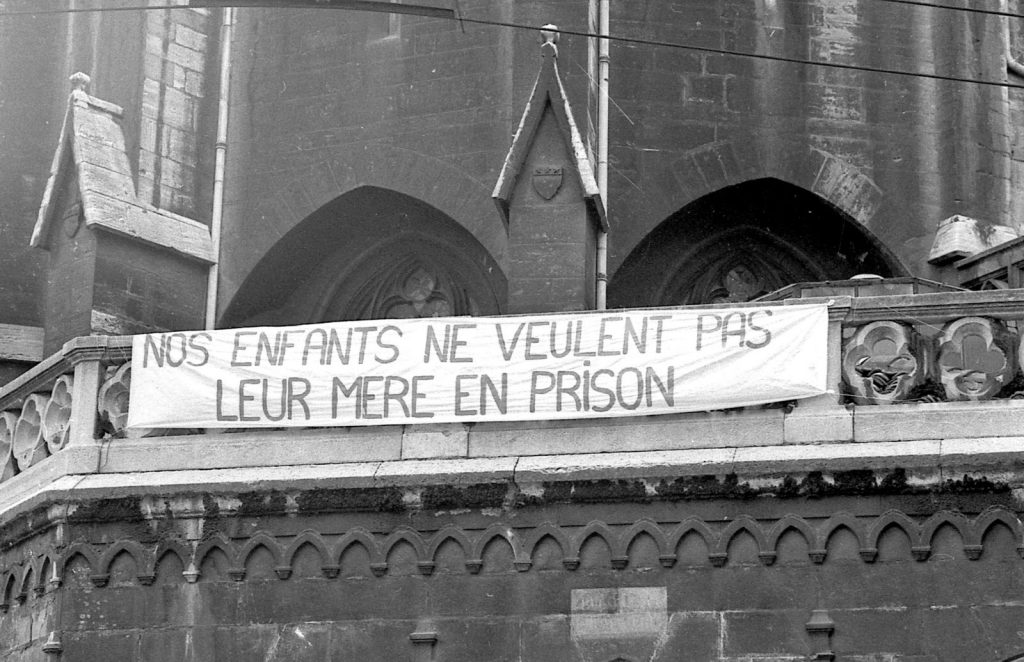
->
[853, 401, 1024, 442]
[783, 407, 852, 444]
[470, 408, 786, 457]
[100, 427, 403, 473]
[0, 436, 1022, 528]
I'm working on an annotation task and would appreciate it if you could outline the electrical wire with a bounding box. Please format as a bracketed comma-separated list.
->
[870, 0, 1024, 20]
[460, 16, 1024, 91]
[3, 2, 1024, 90]
[15, 0, 1024, 20]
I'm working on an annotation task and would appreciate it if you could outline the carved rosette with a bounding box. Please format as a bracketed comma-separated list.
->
[98, 363, 131, 436]
[842, 321, 921, 405]
[327, 252, 483, 322]
[937, 317, 1013, 401]
[13, 395, 48, 470]
[42, 375, 74, 454]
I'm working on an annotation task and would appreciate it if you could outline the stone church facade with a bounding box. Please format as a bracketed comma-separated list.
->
[2, 1, 1024, 660]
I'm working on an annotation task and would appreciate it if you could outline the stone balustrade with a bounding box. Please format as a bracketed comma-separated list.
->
[839, 292, 1024, 405]
[0, 336, 130, 483]
[0, 289, 1022, 491]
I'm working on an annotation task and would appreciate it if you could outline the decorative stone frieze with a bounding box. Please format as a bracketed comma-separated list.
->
[937, 317, 1014, 401]
[842, 320, 921, 404]
[97, 362, 131, 436]
[0, 412, 17, 482]
[843, 314, 1024, 404]
[41, 375, 73, 454]
[0, 508, 1008, 596]
[12, 394, 47, 470]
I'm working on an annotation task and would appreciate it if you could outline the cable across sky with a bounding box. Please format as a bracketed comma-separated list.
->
[2, 1, 1024, 91]
[870, 0, 1024, 21]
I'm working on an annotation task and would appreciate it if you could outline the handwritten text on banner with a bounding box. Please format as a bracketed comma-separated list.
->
[126, 304, 828, 428]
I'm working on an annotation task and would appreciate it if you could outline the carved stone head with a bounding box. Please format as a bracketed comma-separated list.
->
[937, 317, 1012, 401]
[842, 321, 920, 405]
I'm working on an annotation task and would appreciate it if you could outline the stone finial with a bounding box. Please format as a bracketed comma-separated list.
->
[540, 24, 559, 46]
[69, 72, 91, 93]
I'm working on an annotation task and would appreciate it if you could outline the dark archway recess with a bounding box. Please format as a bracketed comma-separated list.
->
[220, 186, 506, 327]
[608, 178, 908, 308]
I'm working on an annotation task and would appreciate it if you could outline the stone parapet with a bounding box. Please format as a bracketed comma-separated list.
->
[1, 290, 1024, 524]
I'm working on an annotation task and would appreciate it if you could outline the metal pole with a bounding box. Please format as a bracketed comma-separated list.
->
[596, 0, 609, 310]
[205, 7, 234, 330]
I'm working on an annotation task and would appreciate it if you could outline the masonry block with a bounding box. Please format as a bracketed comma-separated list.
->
[402, 423, 469, 459]
[783, 406, 853, 444]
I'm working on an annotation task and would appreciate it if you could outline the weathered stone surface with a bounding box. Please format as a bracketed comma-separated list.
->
[783, 406, 853, 444]
[928, 214, 1018, 265]
[3, 4, 1024, 662]
[470, 409, 785, 458]
[854, 401, 1024, 442]
[401, 423, 469, 460]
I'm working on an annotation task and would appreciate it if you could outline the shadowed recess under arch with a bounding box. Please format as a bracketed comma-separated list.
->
[221, 186, 506, 328]
[609, 178, 907, 307]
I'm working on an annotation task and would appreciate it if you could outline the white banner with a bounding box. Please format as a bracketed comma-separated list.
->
[127, 304, 828, 429]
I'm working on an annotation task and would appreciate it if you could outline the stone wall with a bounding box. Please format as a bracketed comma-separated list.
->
[4, 482, 1024, 661]
[138, 5, 216, 219]
[220, 0, 1013, 318]
[0, 4, 66, 329]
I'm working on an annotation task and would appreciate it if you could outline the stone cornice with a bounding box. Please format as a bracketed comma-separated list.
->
[0, 435, 1021, 530]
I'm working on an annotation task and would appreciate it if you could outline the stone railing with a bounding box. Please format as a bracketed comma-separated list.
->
[0, 336, 131, 481]
[836, 290, 1024, 405]
[1, 289, 1023, 490]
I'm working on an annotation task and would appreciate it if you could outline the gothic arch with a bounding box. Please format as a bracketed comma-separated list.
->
[715, 517, 770, 559]
[568, 521, 618, 561]
[866, 510, 921, 550]
[193, 535, 239, 575]
[471, 524, 525, 565]
[821, 512, 869, 550]
[2, 571, 16, 607]
[382, 528, 428, 562]
[224, 140, 506, 321]
[333, 529, 383, 567]
[426, 527, 473, 565]
[282, 531, 331, 571]
[59, 543, 99, 579]
[920, 512, 970, 550]
[609, 178, 907, 308]
[222, 186, 506, 328]
[238, 532, 285, 570]
[620, 520, 670, 560]
[613, 136, 895, 270]
[767, 515, 820, 558]
[666, 519, 716, 555]
[970, 508, 1023, 547]
[523, 524, 570, 569]
[98, 540, 149, 579]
